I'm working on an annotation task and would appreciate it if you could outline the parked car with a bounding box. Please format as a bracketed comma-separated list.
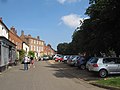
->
[43, 56, 49, 60]
[86, 57, 120, 78]
[63, 55, 69, 63]
[67, 55, 80, 66]
[76, 56, 87, 70]
[55, 55, 63, 62]
[53, 54, 62, 60]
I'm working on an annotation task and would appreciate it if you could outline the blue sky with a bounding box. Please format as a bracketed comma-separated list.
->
[0, 0, 89, 50]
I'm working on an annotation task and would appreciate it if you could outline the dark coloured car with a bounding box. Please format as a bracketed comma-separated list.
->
[76, 56, 91, 70]
[67, 55, 80, 66]
[76, 56, 87, 69]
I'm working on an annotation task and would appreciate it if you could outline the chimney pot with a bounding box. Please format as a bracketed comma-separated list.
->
[0, 17, 2, 21]
[28, 34, 31, 37]
[37, 36, 40, 39]
[21, 30, 24, 36]
[10, 26, 17, 34]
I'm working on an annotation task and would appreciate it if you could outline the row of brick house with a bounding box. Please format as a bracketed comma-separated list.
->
[0, 18, 56, 71]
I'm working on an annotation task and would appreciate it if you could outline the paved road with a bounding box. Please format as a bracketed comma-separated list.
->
[0, 61, 106, 90]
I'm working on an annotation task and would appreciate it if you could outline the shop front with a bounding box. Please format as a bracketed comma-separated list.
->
[0, 36, 16, 72]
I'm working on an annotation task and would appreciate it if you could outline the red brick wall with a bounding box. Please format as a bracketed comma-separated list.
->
[9, 31, 23, 50]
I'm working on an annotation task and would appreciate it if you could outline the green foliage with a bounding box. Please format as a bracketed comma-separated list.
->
[19, 49, 26, 61]
[96, 77, 120, 88]
[28, 51, 35, 57]
[57, 43, 70, 55]
[57, 0, 120, 56]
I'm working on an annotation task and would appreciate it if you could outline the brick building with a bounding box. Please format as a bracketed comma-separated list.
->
[8, 27, 25, 59]
[44, 44, 56, 56]
[20, 31, 44, 59]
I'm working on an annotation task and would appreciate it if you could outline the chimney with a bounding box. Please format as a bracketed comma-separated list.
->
[10, 26, 17, 34]
[37, 36, 40, 40]
[21, 30, 24, 36]
[28, 34, 31, 37]
[10, 26, 15, 31]
[0, 17, 2, 21]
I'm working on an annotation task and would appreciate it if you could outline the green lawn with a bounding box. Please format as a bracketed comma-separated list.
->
[96, 77, 120, 88]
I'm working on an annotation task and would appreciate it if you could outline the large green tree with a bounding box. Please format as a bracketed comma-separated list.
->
[85, 0, 120, 56]
[28, 51, 35, 57]
[57, 0, 120, 56]
[57, 43, 70, 55]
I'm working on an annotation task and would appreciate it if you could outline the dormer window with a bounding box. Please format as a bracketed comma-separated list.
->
[2, 27, 4, 30]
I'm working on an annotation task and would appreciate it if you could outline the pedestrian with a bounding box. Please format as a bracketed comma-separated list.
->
[24, 56, 28, 70]
[30, 57, 35, 68]
[28, 57, 30, 68]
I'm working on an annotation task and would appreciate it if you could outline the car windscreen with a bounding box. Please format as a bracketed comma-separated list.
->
[90, 57, 98, 63]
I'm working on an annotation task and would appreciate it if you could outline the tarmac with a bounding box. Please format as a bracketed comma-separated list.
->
[0, 60, 119, 90]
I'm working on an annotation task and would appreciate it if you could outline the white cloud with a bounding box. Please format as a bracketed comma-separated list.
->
[57, 0, 80, 4]
[61, 14, 83, 28]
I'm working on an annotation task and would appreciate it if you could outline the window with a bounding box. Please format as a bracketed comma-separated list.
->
[103, 58, 116, 64]
[16, 42, 18, 45]
[34, 46, 36, 51]
[90, 57, 98, 63]
[34, 40, 36, 44]
[115, 58, 120, 64]
[31, 39, 33, 44]
[2, 27, 4, 30]
[12, 40, 14, 43]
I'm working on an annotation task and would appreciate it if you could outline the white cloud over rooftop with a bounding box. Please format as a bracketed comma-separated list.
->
[60, 13, 83, 28]
[57, 0, 80, 4]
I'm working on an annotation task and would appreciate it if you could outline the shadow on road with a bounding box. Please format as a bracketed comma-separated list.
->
[45, 61, 101, 82]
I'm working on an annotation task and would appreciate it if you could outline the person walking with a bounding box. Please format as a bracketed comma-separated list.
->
[30, 57, 35, 68]
[24, 56, 28, 70]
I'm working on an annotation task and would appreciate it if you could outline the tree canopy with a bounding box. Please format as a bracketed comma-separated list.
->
[57, 0, 120, 57]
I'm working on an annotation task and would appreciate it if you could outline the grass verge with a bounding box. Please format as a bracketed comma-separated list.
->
[95, 77, 120, 89]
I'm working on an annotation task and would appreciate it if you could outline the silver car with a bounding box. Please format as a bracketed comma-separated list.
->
[67, 55, 80, 66]
[86, 57, 120, 78]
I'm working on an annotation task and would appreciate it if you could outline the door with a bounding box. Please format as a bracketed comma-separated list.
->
[103, 58, 118, 73]
[115, 58, 120, 72]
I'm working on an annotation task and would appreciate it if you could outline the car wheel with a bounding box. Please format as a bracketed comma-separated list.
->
[99, 69, 108, 78]
[80, 65, 85, 70]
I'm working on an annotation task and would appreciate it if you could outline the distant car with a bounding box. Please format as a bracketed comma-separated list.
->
[86, 57, 120, 78]
[67, 55, 80, 66]
[53, 54, 63, 60]
[76, 56, 87, 70]
[76, 56, 91, 70]
[63, 55, 69, 63]
[55, 56, 63, 62]
[43, 56, 49, 60]
[67, 55, 75, 65]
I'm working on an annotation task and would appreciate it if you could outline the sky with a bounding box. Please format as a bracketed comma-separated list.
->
[0, 0, 89, 50]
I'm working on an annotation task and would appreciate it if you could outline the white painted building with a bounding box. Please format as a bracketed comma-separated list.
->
[0, 18, 16, 72]
[22, 42, 29, 55]
[0, 18, 8, 39]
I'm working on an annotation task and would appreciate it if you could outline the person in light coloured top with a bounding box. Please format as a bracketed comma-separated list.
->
[24, 56, 28, 70]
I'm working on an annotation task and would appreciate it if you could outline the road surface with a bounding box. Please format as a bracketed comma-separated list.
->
[0, 61, 106, 90]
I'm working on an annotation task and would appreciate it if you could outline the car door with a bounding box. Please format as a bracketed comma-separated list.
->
[115, 58, 120, 72]
[103, 58, 118, 73]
